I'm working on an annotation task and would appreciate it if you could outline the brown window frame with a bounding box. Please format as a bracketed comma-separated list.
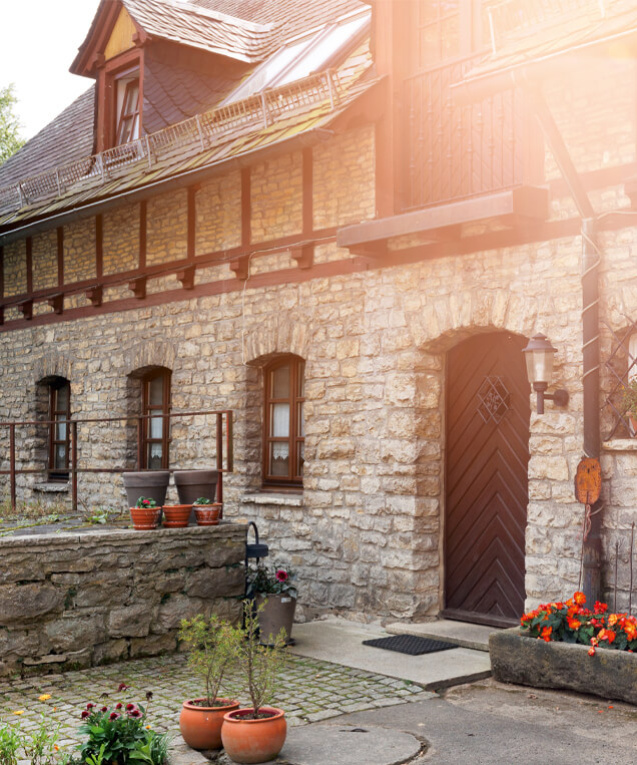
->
[96, 49, 144, 152]
[115, 77, 141, 145]
[140, 369, 171, 470]
[263, 356, 305, 488]
[48, 379, 71, 482]
[411, 0, 483, 72]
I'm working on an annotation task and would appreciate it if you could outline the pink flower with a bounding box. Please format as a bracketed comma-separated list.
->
[275, 570, 288, 583]
[129, 709, 142, 718]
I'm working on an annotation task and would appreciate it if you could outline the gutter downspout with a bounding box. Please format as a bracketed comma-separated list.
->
[522, 79, 602, 604]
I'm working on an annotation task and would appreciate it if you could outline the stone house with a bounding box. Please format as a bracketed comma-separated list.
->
[1, 0, 636, 628]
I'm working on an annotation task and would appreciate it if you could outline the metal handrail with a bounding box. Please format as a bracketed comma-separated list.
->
[0, 408, 233, 513]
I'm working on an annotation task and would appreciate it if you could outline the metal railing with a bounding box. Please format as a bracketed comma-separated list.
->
[0, 69, 343, 217]
[0, 409, 233, 514]
[401, 55, 524, 211]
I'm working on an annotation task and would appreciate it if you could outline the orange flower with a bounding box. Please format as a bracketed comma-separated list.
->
[588, 647, 596, 656]
[567, 616, 581, 630]
[608, 614, 618, 627]
[598, 629, 616, 644]
[541, 626, 552, 642]
[625, 622, 637, 640]
[574, 592, 586, 606]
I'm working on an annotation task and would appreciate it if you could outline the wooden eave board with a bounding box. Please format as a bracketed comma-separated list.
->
[337, 187, 550, 249]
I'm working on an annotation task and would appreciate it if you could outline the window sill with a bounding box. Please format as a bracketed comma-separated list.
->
[602, 439, 637, 452]
[33, 482, 70, 493]
[242, 492, 303, 507]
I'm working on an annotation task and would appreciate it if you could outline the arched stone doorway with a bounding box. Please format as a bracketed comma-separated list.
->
[443, 332, 530, 626]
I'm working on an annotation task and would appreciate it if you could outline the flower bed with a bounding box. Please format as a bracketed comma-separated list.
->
[490, 592, 637, 705]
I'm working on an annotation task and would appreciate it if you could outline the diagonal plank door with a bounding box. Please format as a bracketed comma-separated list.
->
[444, 333, 530, 626]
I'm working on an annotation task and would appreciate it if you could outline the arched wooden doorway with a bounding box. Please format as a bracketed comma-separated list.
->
[443, 332, 530, 627]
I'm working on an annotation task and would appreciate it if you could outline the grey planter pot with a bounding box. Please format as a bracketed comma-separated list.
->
[256, 593, 297, 645]
[173, 470, 219, 505]
[490, 628, 637, 705]
[123, 471, 170, 508]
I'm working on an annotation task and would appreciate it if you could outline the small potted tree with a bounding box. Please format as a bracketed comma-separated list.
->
[247, 564, 297, 645]
[221, 602, 287, 764]
[130, 497, 161, 530]
[179, 614, 241, 750]
[192, 497, 222, 526]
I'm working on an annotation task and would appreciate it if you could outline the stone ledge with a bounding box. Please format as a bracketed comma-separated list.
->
[490, 628, 637, 705]
[602, 438, 637, 452]
[33, 483, 70, 493]
[242, 493, 303, 507]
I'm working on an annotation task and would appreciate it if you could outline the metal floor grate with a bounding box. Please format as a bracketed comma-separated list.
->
[362, 635, 457, 656]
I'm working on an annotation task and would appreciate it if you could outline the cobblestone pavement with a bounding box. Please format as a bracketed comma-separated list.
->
[0, 653, 432, 749]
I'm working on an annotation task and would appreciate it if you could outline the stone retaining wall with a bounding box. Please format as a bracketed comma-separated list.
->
[0, 522, 246, 677]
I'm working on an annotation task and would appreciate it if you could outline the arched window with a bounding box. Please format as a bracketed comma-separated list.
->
[48, 377, 71, 481]
[263, 356, 305, 487]
[141, 368, 171, 469]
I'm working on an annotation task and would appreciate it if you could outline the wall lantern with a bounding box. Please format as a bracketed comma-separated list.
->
[522, 333, 569, 415]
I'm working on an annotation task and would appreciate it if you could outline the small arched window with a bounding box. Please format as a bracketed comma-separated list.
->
[48, 377, 71, 481]
[141, 368, 171, 469]
[263, 356, 305, 487]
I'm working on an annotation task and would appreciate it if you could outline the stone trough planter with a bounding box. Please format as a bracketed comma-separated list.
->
[490, 628, 637, 705]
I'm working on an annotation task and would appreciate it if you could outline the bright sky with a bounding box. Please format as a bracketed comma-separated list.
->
[1, 0, 102, 141]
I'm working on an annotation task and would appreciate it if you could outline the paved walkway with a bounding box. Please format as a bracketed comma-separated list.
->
[0, 652, 431, 748]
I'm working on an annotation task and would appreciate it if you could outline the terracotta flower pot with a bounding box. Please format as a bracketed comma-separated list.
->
[162, 504, 192, 528]
[221, 707, 286, 764]
[194, 504, 222, 526]
[129, 506, 161, 530]
[180, 698, 239, 750]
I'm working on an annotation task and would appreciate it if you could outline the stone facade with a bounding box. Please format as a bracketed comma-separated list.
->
[0, 523, 245, 677]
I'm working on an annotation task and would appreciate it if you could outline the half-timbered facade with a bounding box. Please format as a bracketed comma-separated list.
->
[2, 0, 637, 626]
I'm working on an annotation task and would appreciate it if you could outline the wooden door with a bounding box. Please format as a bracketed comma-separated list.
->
[444, 332, 530, 627]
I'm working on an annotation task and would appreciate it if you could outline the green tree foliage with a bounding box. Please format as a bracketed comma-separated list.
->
[0, 84, 25, 165]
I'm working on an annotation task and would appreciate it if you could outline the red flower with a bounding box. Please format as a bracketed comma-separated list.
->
[125, 703, 135, 711]
[541, 626, 552, 642]
[109, 712, 120, 720]
[275, 569, 288, 583]
[81, 710, 90, 719]
[115, 703, 123, 710]
[129, 709, 142, 718]
[118, 683, 129, 692]
[86, 703, 95, 710]
[594, 601, 608, 614]
[574, 592, 586, 606]
[588, 647, 596, 656]
[100, 706, 108, 713]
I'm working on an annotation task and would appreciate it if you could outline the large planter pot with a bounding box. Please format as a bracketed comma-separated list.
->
[174, 470, 219, 505]
[256, 594, 297, 645]
[490, 628, 637, 705]
[194, 504, 222, 526]
[123, 471, 170, 507]
[221, 707, 286, 764]
[162, 504, 192, 528]
[129, 506, 161, 530]
[180, 698, 239, 750]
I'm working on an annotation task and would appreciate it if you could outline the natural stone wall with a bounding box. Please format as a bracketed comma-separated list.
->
[64, 218, 96, 284]
[32, 230, 58, 291]
[0, 523, 246, 677]
[103, 205, 140, 275]
[251, 153, 302, 242]
[3, 239, 27, 297]
[147, 189, 188, 265]
[195, 173, 242, 254]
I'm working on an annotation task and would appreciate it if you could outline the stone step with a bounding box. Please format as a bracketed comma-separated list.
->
[383, 618, 498, 653]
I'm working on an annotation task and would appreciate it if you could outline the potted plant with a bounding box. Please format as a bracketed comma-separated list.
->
[130, 497, 161, 530]
[247, 564, 297, 645]
[192, 497, 222, 526]
[221, 603, 287, 764]
[123, 471, 170, 507]
[178, 614, 241, 750]
[622, 379, 637, 435]
[162, 503, 192, 528]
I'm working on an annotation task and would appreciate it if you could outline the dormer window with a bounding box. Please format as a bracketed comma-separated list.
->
[115, 71, 141, 144]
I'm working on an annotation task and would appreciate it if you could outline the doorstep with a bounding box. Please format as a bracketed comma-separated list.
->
[383, 618, 497, 653]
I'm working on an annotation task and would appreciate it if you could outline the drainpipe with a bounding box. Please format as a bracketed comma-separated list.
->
[522, 80, 602, 603]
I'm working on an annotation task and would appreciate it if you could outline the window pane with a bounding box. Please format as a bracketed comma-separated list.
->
[441, 15, 460, 59]
[298, 362, 305, 397]
[298, 402, 305, 437]
[270, 443, 290, 476]
[148, 444, 163, 470]
[55, 445, 67, 469]
[149, 376, 164, 406]
[56, 421, 67, 441]
[271, 365, 290, 399]
[149, 416, 163, 440]
[296, 442, 305, 477]
[56, 384, 69, 410]
[271, 403, 290, 437]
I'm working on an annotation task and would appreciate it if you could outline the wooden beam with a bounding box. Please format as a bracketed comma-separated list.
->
[0, 307, 4, 326]
[177, 265, 196, 290]
[128, 275, 146, 299]
[57, 227, 64, 287]
[241, 168, 251, 247]
[26, 237, 32, 295]
[230, 256, 249, 281]
[47, 295, 64, 315]
[96, 214, 103, 279]
[291, 244, 314, 270]
[0, 245, 4, 299]
[86, 286, 103, 307]
[139, 201, 147, 269]
[19, 300, 33, 320]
